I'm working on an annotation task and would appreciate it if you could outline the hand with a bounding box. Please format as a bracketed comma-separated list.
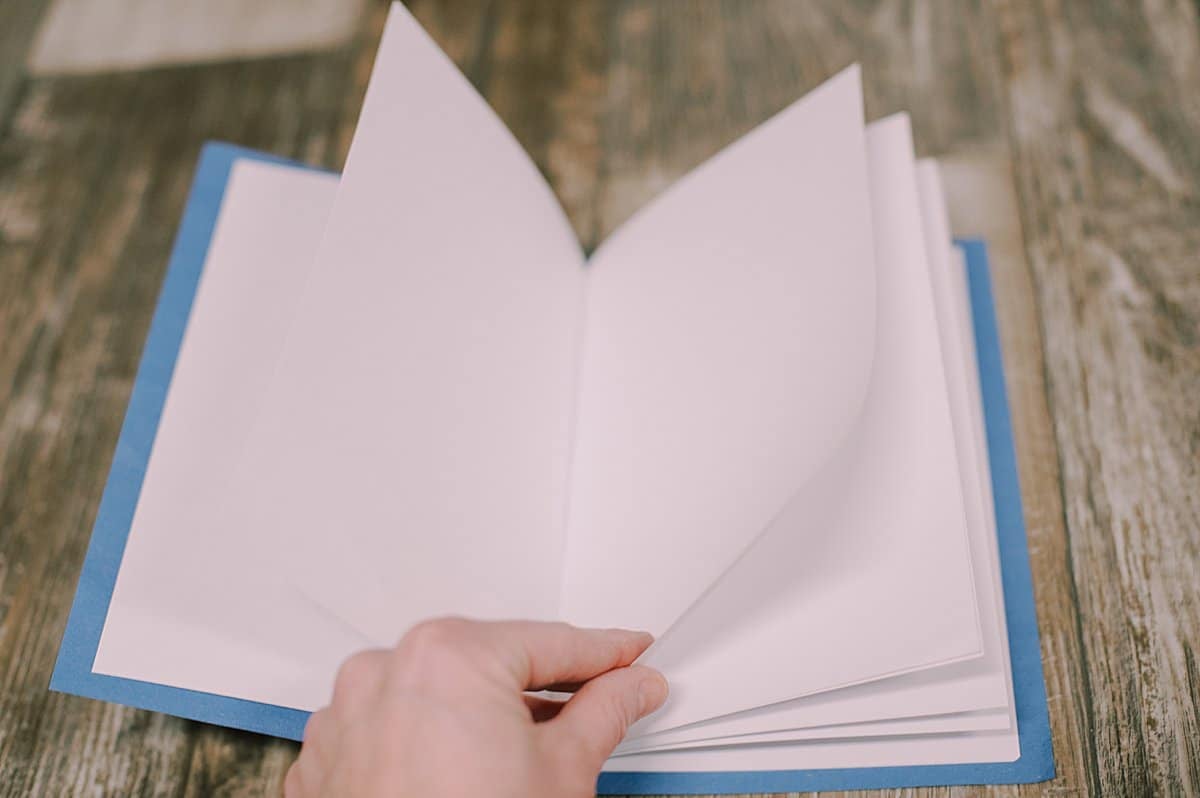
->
[284, 618, 669, 797]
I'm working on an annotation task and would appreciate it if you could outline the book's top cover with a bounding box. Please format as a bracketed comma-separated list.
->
[51, 142, 1054, 794]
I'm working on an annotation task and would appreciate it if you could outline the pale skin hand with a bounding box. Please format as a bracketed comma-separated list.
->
[284, 618, 669, 798]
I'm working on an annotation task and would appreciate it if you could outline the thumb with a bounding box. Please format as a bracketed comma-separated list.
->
[544, 664, 669, 771]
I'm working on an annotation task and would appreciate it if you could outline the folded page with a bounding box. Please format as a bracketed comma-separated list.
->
[229, 2, 587, 634]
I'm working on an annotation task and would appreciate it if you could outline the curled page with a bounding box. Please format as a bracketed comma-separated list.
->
[231, 3, 587, 632]
[560, 66, 878, 635]
[614, 157, 1013, 752]
[627, 115, 982, 735]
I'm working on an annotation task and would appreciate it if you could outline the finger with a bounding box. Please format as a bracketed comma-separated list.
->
[477, 620, 653, 690]
[286, 745, 325, 798]
[523, 693, 567, 722]
[330, 649, 387, 717]
[290, 753, 330, 798]
[543, 664, 668, 770]
[283, 760, 304, 798]
[300, 708, 336, 769]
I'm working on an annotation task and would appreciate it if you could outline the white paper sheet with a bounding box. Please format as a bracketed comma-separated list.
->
[229, 3, 588, 638]
[603, 729, 1018, 772]
[627, 114, 983, 737]
[93, 161, 364, 710]
[614, 148, 1014, 752]
[605, 206, 1020, 766]
[918, 157, 1019, 742]
[916, 157, 1017, 732]
[608, 162, 1022, 765]
[559, 65, 878, 636]
[616, 709, 1008, 755]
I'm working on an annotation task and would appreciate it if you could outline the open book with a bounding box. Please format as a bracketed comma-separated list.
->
[53, 3, 1053, 792]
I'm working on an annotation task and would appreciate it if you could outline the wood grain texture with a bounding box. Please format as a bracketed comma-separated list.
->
[1, 0, 1198, 795]
[992, 1, 1200, 794]
[0, 0, 50, 125]
[0, 35, 364, 798]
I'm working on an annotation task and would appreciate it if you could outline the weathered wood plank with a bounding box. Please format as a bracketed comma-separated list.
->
[941, 145, 1092, 798]
[0, 0, 49, 125]
[0, 49, 362, 797]
[410, 0, 612, 247]
[993, 0, 1200, 794]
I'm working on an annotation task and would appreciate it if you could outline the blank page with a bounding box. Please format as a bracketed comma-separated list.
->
[608, 219, 1023, 764]
[627, 115, 982, 736]
[560, 66, 878, 635]
[231, 2, 586, 633]
[604, 728, 1018, 773]
[94, 161, 364, 710]
[614, 153, 1012, 752]
[617, 708, 1008, 754]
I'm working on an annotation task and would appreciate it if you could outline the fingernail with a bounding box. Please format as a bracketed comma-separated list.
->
[638, 670, 669, 714]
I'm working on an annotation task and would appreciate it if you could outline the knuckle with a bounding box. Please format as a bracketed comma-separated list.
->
[333, 650, 379, 695]
[331, 651, 383, 710]
[400, 617, 467, 652]
[394, 617, 476, 678]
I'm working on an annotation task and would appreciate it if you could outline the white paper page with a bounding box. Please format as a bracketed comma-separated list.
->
[230, 2, 587, 637]
[605, 238, 1021, 772]
[916, 161, 1018, 751]
[626, 115, 982, 737]
[618, 709, 1007, 755]
[615, 151, 1014, 753]
[609, 147, 1012, 748]
[917, 158, 1018, 736]
[93, 161, 366, 710]
[604, 728, 1019, 772]
[559, 65, 878, 635]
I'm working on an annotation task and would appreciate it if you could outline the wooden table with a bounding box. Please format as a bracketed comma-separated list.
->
[2, 1, 1198, 795]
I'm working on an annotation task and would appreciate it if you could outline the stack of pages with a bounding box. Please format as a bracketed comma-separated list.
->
[53, 3, 1053, 793]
